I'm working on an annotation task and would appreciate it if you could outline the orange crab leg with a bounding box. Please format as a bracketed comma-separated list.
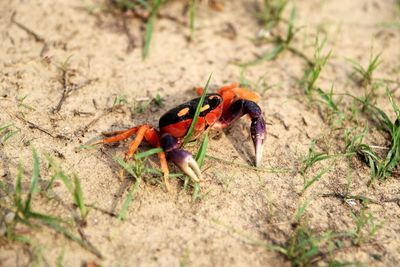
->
[197, 82, 259, 108]
[95, 127, 139, 144]
[157, 151, 171, 191]
[126, 125, 151, 158]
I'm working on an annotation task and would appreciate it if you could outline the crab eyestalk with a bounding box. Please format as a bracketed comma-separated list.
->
[251, 117, 266, 167]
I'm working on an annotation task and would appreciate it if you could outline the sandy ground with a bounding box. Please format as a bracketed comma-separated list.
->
[1, 0, 400, 266]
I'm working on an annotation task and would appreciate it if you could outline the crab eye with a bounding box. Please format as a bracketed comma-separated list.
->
[208, 95, 222, 109]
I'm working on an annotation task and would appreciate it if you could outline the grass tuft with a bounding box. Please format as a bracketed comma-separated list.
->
[346, 88, 400, 182]
[114, 157, 143, 220]
[238, 6, 298, 67]
[300, 140, 331, 175]
[257, 0, 288, 30]
[348, 50, 381, 87]
[1, 150, 102, 258]
[0, 123, 20, 144]
[302, 35, 331, 96]
[73, 174, 88, 220]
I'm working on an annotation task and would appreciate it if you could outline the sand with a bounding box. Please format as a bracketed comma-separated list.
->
[1, 0, 400, 266]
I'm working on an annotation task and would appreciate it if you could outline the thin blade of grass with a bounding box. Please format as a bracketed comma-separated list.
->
[182, 73, 212, 145]
[134, 147, 163, 159]
[15, 162, 24, 212]
[191, 131, 209, 201]
[73, 174, 88, 219]
[143, 0, 162, 59]
[114, 157, 138, 178]
[44, 219, 103, 258]
[0, 123, 13, 132]
[189, 0, 197, 39]
[195, 131, 209, 167]
[24, 148, 40, 212]
[1, 129, 20, 144]
[237, 44, 284, 68]
[76, 145, 98, 150]
[118, 179, 141, 221]
[206, 154, 291, 173]
[302, 167, 331, 193]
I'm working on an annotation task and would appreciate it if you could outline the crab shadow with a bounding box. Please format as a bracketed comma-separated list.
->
[220, 121, 255, 166]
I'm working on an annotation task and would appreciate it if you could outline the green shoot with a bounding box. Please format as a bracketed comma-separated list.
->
[134, 147, 163, 159]
[192, 131, 209, 201]
[347, 88, 400, 182]
[189, 0, 197, 39]
[153, 93, 165, 107]
[73, 174, 88, 220]
[2, 150, 102, 258]
[349, 207, 382, 245]
[300, 140, 331, 175]
[302, 167, 331, 194]
[257, 0, 288, 30]
[112, 94, 128, 110]
[114, 157, 144, 220]
[143, 0, 163, 59]
[0, 123, 20, 144]
[195, 131, 209, 167]
[316, 86, 346, 124]
[118, 178, 141, 221]
[182, 73, 212, 145]
[238, 6, 297, 67]
[206, 154, 291, 173]
[302, 35, 331, 96]
[349, 51, 381, 87]
[24, 148, 40, 213]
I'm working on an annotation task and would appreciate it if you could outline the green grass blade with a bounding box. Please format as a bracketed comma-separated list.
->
[0, 123, 13, 132]
[26, 211, 63, 224]
[44, 219, 103, 258]
[182, 73, 212, 145]
[238, 44, 284, 68]
[143, 0, 163, 59]
[302, 167, 331, 193]
[15, 162, 24, 212]
[134, 147, 163, 159]
[114, 157, 138, 178]
[0, 129, 19, 144]
[189, 0, 197, 39]
[118, 179, 141, 221]
[24, 148, 40, 212]
[195, 131, 209, 167]
[73, 174, 88, 220]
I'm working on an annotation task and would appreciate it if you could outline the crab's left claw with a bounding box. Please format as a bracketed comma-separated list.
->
[161, 133, 202, 183]
[169, 149, 202, 182]
[251, 116, 266, 167]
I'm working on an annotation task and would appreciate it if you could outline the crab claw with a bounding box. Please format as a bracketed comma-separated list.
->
[168, 149, 202, 182]
[251, 117, 266, 167]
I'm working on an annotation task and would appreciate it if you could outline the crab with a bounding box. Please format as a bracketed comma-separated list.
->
[95, 82, 266, 191]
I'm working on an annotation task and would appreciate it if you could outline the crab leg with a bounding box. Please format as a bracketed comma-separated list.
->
[94, 127, 139, 145]
[218, 99, 266, 167]
[95, 125, 172, 191]
[161, 133, 202, 182]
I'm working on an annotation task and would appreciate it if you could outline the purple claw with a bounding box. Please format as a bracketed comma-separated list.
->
[168, 149, 202, 182]
[220, 99, 266, 167]
[161, 133, 202, 182]
[251, 117, 266, 167]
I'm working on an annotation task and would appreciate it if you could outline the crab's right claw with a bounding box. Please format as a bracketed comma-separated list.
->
[251, 116, 266, 167]
[168, 149, 202, 182]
